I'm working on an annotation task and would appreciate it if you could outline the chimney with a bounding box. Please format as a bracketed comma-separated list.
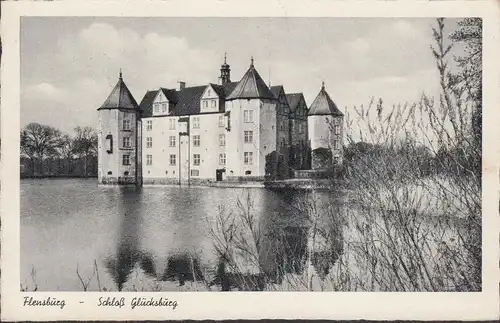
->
[178, 81, 186, 90]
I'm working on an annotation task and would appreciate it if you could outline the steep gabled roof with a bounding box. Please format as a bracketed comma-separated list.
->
[226, 60, 276, 101]
[308, 83, 343, 117]
[210, 81, 239, 99]
[286, 93, 305, 113]
[168, 85, 206, 116]
[159, 88, 178, 102]
[270, 85, 284, 99]
[98, 73, 139, 111]
[139, 90, 157, 117]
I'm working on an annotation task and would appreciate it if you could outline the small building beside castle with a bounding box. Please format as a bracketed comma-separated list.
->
[97, 56, 342, 186]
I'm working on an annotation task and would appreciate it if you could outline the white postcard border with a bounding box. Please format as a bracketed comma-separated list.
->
[1, 0, 499, 321]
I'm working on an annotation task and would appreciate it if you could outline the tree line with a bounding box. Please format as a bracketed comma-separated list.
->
[20, 123, 98, 178]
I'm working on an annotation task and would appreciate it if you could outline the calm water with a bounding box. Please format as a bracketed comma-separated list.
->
[21, 179, 345, 291]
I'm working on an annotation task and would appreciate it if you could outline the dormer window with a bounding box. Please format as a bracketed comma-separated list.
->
[208, 89, 211, 96]
[211, 100, 216, 108]
[204, 101, 208, 108]
[154, 103, 160, 114]
[161, 103, 168, 113]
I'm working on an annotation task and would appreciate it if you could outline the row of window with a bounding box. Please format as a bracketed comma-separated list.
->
[145, 131, 256, 148]
[142, 152, 254, 167]
[144, 113, 247, 132]
[142, 135, 338, 150]
[144, 114, 342, 132]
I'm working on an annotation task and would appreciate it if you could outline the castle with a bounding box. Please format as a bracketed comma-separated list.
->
[97, 56, 344, 185]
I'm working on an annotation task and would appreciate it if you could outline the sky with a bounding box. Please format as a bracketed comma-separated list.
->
[20, 17, 463, 135]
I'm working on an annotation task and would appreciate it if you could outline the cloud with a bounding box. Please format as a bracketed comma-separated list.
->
[24, 82, 66, 101]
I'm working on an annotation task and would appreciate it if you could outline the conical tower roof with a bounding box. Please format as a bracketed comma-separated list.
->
[226, 57, 276, 101]
[308, 82, 343, 116]
[98, 71, 139, 110]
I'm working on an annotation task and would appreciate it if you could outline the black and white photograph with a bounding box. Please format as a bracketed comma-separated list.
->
[1, 0, 499, 321]
[18, 15, 483, 293]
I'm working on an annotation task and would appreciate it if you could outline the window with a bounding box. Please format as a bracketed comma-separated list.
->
[334, 156, 340, 164]
[211, 100, 216, 108]
[280, 121, 284, 131]
[218, 115, 225, 127]
[146, 154, 152, 165]
[219, 153, 226, 166]
[154, 104, 160, 114]
[298, 124, 303, 134]
[219, 134, 226, 146]
[193, 135, 200, 147]
[192, 117, 200, 129]
[169, 154, 176, 166]
[146, 120, 152, 131]
[123, 119, 131, 131]
[191, 169, 199, 176]
[169, 119, 176, 130]
[105, 134, 113, 153]
[204, 101, 208, 108]
[122, 154, 131, 165]
[107, 171, 112, 175]
[244, 110, 254, 123]
[334, 125, 340, 135]
[193, 154, 200, 166]
[161, 103, 167, 113]
[244, 131, 253, 143]
[146, 137, 152, 148]
[244, 152, 253, 165]
[169, 136, 176, 147]
[245, 170, 252, 175]
[208, 89, 211, 96]
[280, 139, 285, 148]
[334, 140, 340, 150]
[123, 137, 131, 148]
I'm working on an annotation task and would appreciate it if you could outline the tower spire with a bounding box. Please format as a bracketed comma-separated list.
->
[220, 53, 231, 84]
[321, 81, 325, 90]
[250, 56, 254, 67]
[119, 68, 123, 80]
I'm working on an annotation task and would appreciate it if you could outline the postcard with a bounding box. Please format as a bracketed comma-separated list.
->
[1, 0, 499, 321]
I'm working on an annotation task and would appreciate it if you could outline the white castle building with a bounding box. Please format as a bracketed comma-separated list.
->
[97, 57, 343, 185]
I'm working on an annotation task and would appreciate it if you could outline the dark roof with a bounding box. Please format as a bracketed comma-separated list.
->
[211, 81, 239, 99]
[98, 75, 139, 111]
[226, 62, 276, 101]
[139, 90, 158, 117]
[160, 88, 178, 102]
[270, 85, 284, 99]
[286, 93, 304, 112]
[169, 85, 206, 116]
[308, 84, 343, 116]
[139, 81, 240, 117]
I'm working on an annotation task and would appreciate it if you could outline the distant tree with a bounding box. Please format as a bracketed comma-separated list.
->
[73, 126, 98, 177]
[20, 123, 62, 176]
[58, 133, 76, 174]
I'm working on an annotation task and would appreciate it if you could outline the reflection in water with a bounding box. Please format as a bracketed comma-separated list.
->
[103, 186, 345, 291]
[161, 252, 204, 286]
[104, 187, 145, 291]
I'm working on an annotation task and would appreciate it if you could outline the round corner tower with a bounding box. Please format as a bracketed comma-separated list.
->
[307, 82, 344, 169]
[97, 71, 141, 185]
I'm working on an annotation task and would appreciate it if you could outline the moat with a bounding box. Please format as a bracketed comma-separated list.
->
[21, 178, 346, 291]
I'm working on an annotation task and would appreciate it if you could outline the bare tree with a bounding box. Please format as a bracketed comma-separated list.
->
[58, 133, 76, 175]
[20, 123, 62, 176]
[73, 126, 98, 177]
